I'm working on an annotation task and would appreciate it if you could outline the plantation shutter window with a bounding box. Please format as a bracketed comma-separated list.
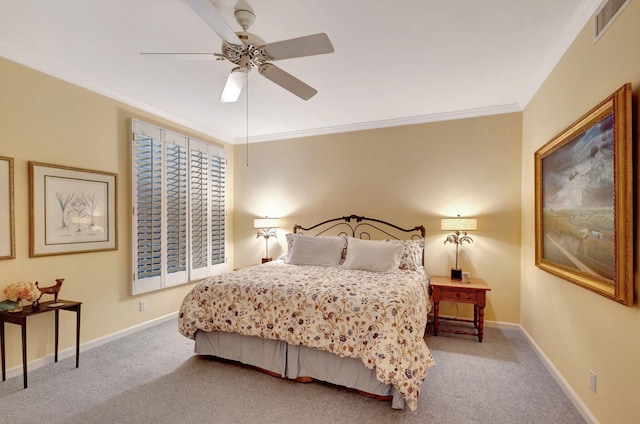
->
[131, 120, 227, 295]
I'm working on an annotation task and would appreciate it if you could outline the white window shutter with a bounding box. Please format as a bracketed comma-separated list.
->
[164, 132, 188, 287]
[210, 151, 226, 272]
[132, 122, 163, 294]
[189, 141, 211, 280]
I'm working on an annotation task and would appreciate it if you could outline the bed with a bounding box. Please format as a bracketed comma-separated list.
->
[178, 215, 435, 412]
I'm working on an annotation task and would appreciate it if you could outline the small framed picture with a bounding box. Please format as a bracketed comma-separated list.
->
[0, 156, 15, 260]
[29, 162, 118, 257]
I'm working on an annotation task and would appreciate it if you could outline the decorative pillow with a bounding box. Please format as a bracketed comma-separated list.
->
[286, 234, 346, 266]
[274, 233, 298, 261]
[398, 239, 424, 271]
[342, 237, 403, 272]
[284, 233, 298, 257]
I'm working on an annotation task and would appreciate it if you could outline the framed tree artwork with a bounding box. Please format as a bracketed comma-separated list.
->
[29, 162, 118, 257]
[534, 83, 633, 306]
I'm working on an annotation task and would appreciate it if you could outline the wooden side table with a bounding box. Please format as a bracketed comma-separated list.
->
[429, 275, 491, 342]
[0, 299, 81, 388]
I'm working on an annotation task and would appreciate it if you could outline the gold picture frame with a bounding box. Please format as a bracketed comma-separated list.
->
[0, 156, 15, 260]
[29, 162, 118, 257]
[534, 83, 633, 306]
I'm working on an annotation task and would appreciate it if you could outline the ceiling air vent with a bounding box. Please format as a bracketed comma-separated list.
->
[594, 0, 631, 42]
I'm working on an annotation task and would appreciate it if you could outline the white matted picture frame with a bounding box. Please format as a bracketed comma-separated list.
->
[0, 156, 15, 260]
[29, 162, 118, 257]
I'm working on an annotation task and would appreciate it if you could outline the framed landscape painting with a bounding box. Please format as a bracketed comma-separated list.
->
[534, 83, 633, 306]
[29, 162, 118, 257]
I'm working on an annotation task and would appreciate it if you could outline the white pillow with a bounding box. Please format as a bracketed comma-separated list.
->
[286, 235, 346, 266]
[342, 237, 403, 272]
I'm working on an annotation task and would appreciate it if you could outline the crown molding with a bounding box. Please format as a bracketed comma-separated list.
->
[3, 51, 519, 146]
[236, 103, 522, 144]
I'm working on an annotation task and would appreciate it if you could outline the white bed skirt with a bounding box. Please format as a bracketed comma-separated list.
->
[195, 331, 405, 409]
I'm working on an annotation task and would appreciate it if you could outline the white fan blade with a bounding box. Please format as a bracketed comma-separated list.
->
[140, 53, 220, 61]
[183, 0, 242, 46]
[220, 68, 247, 102]
[262, 33, 334, 61]
[259, 64, 317, 100]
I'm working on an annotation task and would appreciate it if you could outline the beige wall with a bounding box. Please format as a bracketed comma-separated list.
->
[5, 5, 637, 421]
[0, 57, 232, 369]
[233, 114, 523, 324]
[521, 2, 640, 423]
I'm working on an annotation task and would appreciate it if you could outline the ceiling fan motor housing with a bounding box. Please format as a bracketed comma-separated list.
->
[221, 32, 267, 70]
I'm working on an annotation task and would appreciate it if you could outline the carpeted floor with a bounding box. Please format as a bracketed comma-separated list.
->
[0, 319, 586, 423]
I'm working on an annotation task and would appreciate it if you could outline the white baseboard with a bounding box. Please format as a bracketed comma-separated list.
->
[3, 312, 178, 380]
[484, 319, 520, 330]
[519, 325, 599, 424]
[433, 316, 520, 331]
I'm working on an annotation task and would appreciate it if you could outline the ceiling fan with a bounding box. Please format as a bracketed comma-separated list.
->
[141, 0, 335, 102]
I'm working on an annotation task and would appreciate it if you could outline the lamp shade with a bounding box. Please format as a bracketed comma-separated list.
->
[441, 217, 477, 231]
[254, 218, 280, 229]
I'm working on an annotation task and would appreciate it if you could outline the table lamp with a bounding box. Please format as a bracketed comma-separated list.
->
[441, 216, 477, 280]
[254, 217, 280, 263]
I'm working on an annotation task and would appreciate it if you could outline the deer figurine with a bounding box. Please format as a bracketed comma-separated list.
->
[36, 278, 64, 303]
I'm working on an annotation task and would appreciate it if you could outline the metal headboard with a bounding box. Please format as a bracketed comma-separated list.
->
[293, 214, 425, 240]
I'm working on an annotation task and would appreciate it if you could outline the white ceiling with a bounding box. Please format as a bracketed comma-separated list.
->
[0, 0, 602, 144]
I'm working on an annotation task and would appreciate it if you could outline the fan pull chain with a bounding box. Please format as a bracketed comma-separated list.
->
[246, 71, 249, 167]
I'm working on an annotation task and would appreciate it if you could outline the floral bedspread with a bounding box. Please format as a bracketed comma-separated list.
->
[178, 260, 435, 412]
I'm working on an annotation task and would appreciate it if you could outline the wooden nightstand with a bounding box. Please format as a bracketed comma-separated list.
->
[429, 275, 491, 342]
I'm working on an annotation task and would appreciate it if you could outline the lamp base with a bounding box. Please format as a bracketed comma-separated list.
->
[450, 268, 462, 280]
[261, 257, 273, 264]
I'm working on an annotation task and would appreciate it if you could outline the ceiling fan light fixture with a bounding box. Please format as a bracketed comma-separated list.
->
[220, 67, 249, 102]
